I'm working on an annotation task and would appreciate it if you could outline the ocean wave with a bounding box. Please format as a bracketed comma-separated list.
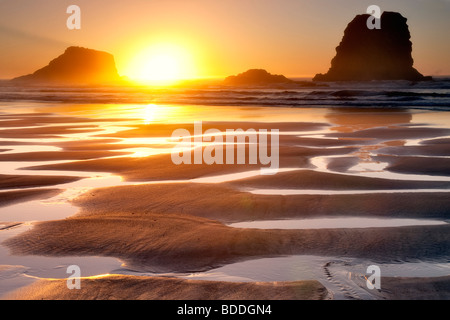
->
[1, 81, 450, 110]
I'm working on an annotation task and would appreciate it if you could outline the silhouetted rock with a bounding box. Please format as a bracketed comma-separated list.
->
[12, 47, 122, 85]
[224, 69, 294, 86]
[314, 12, 430, 82]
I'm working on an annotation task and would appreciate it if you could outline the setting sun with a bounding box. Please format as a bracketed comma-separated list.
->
[123, 43, 197, 85]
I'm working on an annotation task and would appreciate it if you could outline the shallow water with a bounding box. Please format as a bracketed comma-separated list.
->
[0, 224, 125, 297]
[228, 217, 448, 230]
[248, 188, 450, 195]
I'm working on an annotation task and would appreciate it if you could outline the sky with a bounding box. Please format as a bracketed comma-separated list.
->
[0, 0, 449, 80]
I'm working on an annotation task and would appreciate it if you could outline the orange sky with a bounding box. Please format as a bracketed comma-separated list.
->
[1, 0, 449, 80]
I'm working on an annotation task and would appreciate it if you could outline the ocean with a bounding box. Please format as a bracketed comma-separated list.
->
[1, 79, 450, 109]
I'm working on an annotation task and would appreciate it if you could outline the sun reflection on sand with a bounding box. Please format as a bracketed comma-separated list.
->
[142, 104, 178, 124]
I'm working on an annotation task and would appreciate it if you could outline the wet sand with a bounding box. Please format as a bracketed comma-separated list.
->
[1, 106, 450, 300]
[377, 145, 450, 157]
[5, 274, 449, 300]
[326, 126, 450, 140]
[227, 169, 450, 189]
[0, 114, 133, 128]
[3, 275, 328, 300]
[23, 146, 359, 181]
[364, 276, 450, 300]
[0, 174, 80, 190]
[96, 121, 328, 138]
[54, 139, 143, 151]
[422, 138, 450, 145]
[374, 155, 450, 176]
[0, 189, 61, 208]
[0, 125, 102, 139]
[71, 183, 450, 222]
[4, 210, 449, 272]
[0, 150, 132, 161]
[19, 120, 361, 182]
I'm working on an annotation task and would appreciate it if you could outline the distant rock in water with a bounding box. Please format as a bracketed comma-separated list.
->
[12, 46, 122, 85]
[314, 12, 430, 82]
[224, 69, 294, 86]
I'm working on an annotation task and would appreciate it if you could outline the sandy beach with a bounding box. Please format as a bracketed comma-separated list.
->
[0, 188, 61, 208]
[0, 104, 449, 300]
[5, 208, 449, 272]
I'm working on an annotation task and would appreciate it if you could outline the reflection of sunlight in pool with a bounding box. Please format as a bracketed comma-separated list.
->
[0, 144, 62, 154]
[310, 156, 450, 181]
[142, 104, 174, 124]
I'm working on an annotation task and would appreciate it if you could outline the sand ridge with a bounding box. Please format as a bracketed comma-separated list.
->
[4, 210, 449, 273]
[2, 275, 328, 300]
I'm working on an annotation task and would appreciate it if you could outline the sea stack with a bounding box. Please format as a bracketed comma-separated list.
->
[313, 11, 429, 82]
[12, 46, 122, 85]
[224, 69, 293, 86]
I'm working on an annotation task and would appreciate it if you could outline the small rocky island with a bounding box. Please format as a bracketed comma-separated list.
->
[224, 69, 323, 87]
[313, 11, 430, 82]
[224, 69, 294, 86]
[12, 46, 122, 85]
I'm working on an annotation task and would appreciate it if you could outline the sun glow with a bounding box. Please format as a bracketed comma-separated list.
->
[123, 43, 198, 85]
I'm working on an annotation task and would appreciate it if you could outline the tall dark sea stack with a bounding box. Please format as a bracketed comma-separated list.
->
[314, 11, 429, 82]
[12, 46, 122, 85]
